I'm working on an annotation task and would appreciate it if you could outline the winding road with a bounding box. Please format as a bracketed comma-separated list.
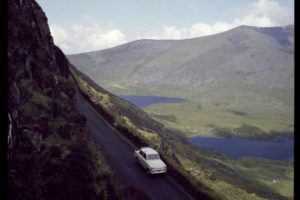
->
[74, 83, 192, 200]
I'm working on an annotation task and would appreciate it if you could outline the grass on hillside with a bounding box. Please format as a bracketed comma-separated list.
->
[145, 100, 293, 139]
[230, 157, 294, 199]
[178, 157, 266, 200]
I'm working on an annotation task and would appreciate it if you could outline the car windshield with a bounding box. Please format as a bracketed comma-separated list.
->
[148, 154, 160, 160]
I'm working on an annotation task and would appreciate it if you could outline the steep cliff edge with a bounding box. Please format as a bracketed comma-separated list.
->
[7, 0, 149, 199]
[8, 0, 73, 158]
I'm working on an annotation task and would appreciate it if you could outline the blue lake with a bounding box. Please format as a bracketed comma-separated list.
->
[187, 135, 294, 160]
[119, 95, 294, 160]
[120, 95, 185, 108]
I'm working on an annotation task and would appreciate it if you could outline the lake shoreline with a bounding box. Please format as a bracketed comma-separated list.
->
[188, 131, 294, 141]
[187, 134, 294, 160]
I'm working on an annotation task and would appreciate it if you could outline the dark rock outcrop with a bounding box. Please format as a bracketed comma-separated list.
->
[8, 0, 72, 158]
[8, 0, 114, 199]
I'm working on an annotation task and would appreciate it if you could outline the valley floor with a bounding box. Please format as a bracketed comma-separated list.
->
[144, 99, 293, 140]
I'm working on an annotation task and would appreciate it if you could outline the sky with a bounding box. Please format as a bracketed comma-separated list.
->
[36, 0, 294, 54]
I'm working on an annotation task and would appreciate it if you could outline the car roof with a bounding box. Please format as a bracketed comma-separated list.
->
[141, 147, 158, 155]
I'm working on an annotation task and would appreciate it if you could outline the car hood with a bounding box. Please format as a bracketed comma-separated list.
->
[147, 159, 166, 168]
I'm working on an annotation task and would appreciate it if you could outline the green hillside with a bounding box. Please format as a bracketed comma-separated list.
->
[70, 64, 293, 200]
[68, 25, 294, 139]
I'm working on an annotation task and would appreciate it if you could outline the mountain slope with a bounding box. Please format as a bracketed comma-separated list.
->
[68, 25, 294, 107]
[70, 64, 291, 200]
[7, 0, 150, 199]
[68, 25, 294, 138]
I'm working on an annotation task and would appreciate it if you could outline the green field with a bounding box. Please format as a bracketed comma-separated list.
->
[144, 99, 294, 199]
[145, 99, 294, 139]
[230, 157, 294, 199]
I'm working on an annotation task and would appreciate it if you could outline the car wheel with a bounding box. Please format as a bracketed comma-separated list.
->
[146, 169, 151, 175]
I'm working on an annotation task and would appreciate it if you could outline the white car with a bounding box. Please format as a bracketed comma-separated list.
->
[134, 147, 167, 174]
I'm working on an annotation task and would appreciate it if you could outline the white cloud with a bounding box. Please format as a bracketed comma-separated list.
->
[50, 0, 293, 53]
[232, 15, 276, 27]
[189, 22, 233, 37]
[140, 26, 185, 40]
[50, 17, 127, 54]
[50, 25, 73, 51]
[239, 0, 294, 25]
[140, 0, 293, 40]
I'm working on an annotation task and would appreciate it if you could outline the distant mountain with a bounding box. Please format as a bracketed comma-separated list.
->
[68, 25, 294, 107]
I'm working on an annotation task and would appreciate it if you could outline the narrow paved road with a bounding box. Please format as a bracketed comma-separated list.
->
[74, 84, 192, 200]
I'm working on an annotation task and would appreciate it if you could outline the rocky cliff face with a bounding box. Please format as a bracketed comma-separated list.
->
[7, 1, 154, 199]
[8, 0, 119, 199]
[8, 0, 72, 157]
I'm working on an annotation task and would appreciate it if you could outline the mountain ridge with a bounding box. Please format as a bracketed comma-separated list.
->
[68, 24, 294, 55]
[68, 24, 294, 108]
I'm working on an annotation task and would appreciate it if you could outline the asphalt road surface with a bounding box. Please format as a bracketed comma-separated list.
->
[74, 85, 192, 200]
